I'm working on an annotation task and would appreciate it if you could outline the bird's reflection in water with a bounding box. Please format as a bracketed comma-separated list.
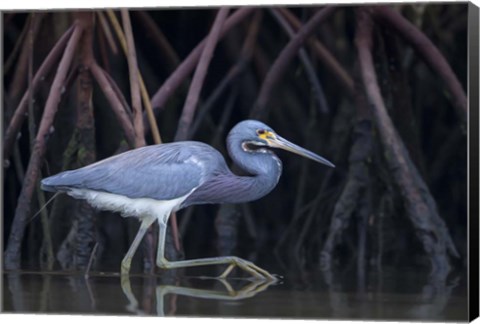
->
[120, 274, 277, 316]
[3, 268, 465, 319]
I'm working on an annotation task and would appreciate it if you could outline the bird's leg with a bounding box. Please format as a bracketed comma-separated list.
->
[219, 264, 236, 278]
[155, 220, 277, 281]
[121, 216, 155, 275]
[155, 220, 169, 267]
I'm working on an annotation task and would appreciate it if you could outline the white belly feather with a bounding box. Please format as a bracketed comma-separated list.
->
[67, 188, 192, 223]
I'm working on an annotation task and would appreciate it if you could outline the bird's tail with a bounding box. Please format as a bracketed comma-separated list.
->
[41, 171, 77, 192]
[40, 176, 59, 192]
[40, 178, 58, 192]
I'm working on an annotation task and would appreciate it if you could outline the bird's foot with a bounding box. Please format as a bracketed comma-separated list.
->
[219, 257, 278, 282]
[156, 256, 278, 282]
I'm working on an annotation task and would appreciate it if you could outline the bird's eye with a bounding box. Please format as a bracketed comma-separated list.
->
[257, 129, 266, 135]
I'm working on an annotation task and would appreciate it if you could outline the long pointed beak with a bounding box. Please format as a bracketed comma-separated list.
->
[268, 135, 335, 168]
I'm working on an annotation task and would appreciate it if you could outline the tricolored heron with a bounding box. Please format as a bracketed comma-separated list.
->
[41, 120, 334, 280]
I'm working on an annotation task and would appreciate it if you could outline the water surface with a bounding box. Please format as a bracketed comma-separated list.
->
[2, 267, 467, 321]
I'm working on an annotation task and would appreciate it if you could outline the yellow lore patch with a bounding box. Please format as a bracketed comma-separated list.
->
[258, 130, 276, 141]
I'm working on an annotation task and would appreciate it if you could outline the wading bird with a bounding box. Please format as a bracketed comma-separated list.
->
[42, 120, 334, 280]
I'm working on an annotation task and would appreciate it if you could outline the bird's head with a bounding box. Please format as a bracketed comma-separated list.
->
[229, 120, 335, 168]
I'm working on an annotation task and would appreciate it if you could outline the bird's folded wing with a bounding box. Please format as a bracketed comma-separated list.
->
[42, 144, 207, 201]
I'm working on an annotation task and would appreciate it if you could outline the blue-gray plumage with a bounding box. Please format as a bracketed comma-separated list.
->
[41, 120, 334, 280]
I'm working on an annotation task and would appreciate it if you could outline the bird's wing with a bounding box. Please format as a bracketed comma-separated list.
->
[42, 142, 219, 200]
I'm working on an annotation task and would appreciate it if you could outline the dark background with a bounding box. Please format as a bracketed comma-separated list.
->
[2, 4, 468, 281]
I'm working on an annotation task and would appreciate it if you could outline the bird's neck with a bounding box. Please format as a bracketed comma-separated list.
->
[226, 143, 283, 203]
[182, 137, 283, 208]
[222, 133, 282, 203]
[182, 152, 282, 208]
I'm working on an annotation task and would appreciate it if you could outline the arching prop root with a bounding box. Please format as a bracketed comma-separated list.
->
[356, 8, 458, 279]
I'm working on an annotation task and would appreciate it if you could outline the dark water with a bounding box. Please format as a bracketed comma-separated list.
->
[2, 266, 468, 321]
